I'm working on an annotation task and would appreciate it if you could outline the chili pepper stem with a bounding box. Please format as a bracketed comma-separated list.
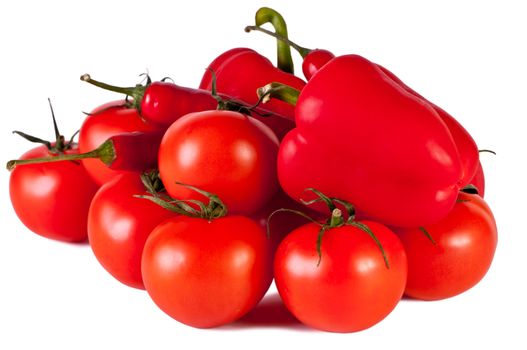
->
[6, 139, 116, 171]
[245, 25, 312, 58]
[254, 7, 295, 74]
[80, 74, 145, 107]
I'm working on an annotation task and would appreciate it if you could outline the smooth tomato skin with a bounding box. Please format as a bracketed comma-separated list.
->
[395, 192, 497, 300]
[250, 190, 325, 254]
[274, 221, 407, 332]
[158, 110, 279, 215]
[87, 173, 176, 289]
[79, 101, 159, 186]
[142, 216, 273, 328]
[9, 145, 98, 242]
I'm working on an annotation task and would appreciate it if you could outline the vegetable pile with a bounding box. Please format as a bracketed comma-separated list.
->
[6, 7, 497, 333]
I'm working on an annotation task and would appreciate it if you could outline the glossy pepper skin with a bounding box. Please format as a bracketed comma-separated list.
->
[246, 14, 479, 183]
[82, 74, 294, 140]
[277, 55, 463, 228]
[298, 54, 478, 185]
[78, 101, 159, 185]
[199, 48, 306, 122]
[378, 66, 479, 186]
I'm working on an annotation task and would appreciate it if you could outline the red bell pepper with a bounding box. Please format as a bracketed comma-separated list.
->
[246, 8, 479, 187]
[259, 55, 464, 228]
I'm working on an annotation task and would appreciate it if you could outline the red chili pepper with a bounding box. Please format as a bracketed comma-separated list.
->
[81, 74, 217, 128]
[81, 74, 295, 140]
[246, 8, 479, 186]
[258, 55, 465, 228]
[7, 131, 162, 172]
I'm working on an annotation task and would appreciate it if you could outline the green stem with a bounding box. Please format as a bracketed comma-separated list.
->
[6, 139, 116, 171]
[329, 208, 344, 227]
[245, 24, 311, 58]
[253, 7, 295, 74]
[80, 74, 145, 106]
[257, 82, 300, 106]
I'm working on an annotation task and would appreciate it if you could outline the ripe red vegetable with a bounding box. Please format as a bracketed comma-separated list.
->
[81, 74, 295, 140]
[260, 55, 464, 227]
[8, 101, 98, 242]
[7, 131, 163, 172]
[78, 101, 159, 185]
[250, 190, 324, 254]
[247, 8, 479, 186]
[199, 47, 306, 122]
[158, 110, 279, 215]
[395, 191, 497, 300]
[141, 187, 272, 328]
[273, 191, 407, 332]
[88, 171, 175, 289]
[469, 161, 486, 197]
[81, 74, 218, 128]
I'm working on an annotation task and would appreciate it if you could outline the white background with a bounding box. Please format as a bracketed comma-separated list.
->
[1, 0, 525, 349]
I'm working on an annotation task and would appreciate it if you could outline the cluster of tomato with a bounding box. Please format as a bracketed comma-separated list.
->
[7, 8, 497, 333]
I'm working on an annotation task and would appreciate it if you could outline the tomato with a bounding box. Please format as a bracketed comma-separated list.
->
[9, 144, 98, 242]
[395, 191, 497, 300]
[142, 215, 273, 328]
[79, 101, 159, 185]
[274, 219, 407, 332]
[250, 190, 325, 254]
[158, 110, 279, 215]
[87, 172, 176, 289]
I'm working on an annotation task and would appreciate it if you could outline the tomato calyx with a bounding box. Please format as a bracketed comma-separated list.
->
[206, 68, 273, 118]
[479, 149, 496, 155]
[7, 99, 79, 170]
[140, 169, 166, 196]
[269, 188, 390, 268]
[136, 183, 228, 221]
[80, 73, 151, 112]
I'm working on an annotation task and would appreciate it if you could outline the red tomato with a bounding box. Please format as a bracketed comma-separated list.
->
[87, 173, 176, 289]
[9, 144, 99, 242]
[79, 101, 159, 185]
[142, 215, 273, 328]
[250, 190, 325, 254]
[395, 192, 497, 300]
[274, 220, 407, 332]
[158, 110, 279, 215]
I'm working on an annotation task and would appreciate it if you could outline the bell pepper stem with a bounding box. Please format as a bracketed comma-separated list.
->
[253, 7, 295, 74]
[257, 82, 300, 106]
[6, 139, 116, 171]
